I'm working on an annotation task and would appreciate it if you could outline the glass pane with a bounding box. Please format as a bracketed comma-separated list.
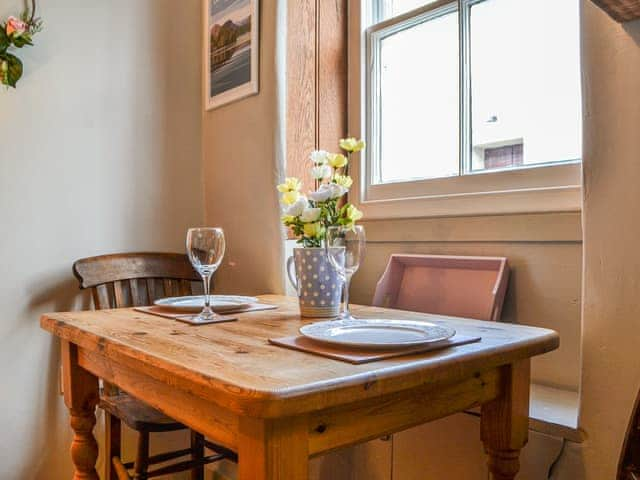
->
[469, 0, 582, 172]
[379, 0, 441, 21]
[377, 11, 459, 183]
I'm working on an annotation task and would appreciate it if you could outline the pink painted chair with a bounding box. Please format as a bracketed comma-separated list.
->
[372, 254, 510, 321]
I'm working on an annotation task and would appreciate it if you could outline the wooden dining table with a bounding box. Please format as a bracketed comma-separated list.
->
[40, 294, 559, 480]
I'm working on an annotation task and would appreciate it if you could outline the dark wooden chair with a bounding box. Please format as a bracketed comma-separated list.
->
[73, 252, 237, 480]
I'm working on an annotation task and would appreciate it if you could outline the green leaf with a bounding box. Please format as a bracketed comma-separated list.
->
[12, 35, 33, 48]
[0, 27, 9, 52]
[0, 53, 23, 88]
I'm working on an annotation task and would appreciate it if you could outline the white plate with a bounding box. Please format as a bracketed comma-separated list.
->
[154, 295, 258, 313]
[299, 318, 456, 350]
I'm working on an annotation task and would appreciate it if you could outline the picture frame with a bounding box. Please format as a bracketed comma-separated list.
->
[203, 0, 260, 110]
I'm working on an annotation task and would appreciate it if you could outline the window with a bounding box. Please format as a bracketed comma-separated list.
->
[375, 5, 460, 183]
[349, 0, 583, 218]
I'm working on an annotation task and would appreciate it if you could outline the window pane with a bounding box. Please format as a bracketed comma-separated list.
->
[377, 11, 459, 183]
[470, 0, 582, 172]
[380, 0, 441, 20]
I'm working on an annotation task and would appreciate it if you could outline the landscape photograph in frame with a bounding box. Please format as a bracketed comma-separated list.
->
[205, 0, 259, 110]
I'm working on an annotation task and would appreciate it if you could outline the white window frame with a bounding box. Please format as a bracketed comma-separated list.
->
[348, 0, 582, 220]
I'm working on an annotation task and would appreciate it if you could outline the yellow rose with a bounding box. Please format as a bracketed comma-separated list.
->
[327, 153, 348, 169]
[281, 215, 296, 224]
[303, 222, 324, 239]
[281, 190, 300, 206]
[339, 137, 366, 153]
[340, 204, 364, 228]
[333, 174, 353, 189]
[277, 177, 302, 193]
[346, 205, 363, 223]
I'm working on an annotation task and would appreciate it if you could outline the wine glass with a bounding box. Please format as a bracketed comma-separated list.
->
[325, 225, 366, 320]
[186, 227, 226, 322]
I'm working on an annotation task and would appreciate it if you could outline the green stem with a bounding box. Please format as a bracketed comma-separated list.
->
[30, 0, 37, 24]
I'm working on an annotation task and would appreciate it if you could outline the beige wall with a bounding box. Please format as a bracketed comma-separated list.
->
[0, 1, 204, 479]
[564, 3, 640, 478]
[202, 0, 286, 296]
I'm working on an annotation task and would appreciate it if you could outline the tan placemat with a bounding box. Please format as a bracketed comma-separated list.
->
[134, 303, 277, 325]
[268, 334, 481, 364]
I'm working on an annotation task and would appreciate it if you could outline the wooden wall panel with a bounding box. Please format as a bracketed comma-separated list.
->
[286, 0, 348, 185]
[286, 0, 317, 188]
[318, 0, 348, 152]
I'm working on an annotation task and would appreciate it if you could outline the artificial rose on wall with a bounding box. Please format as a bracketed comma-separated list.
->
[0, 1, 42, 88]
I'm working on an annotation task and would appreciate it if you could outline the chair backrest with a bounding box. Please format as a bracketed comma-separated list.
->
[372, 254, 510, 321]
[73, 252, 200, 309]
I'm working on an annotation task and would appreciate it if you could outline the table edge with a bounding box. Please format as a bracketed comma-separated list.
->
[40, 309, 559, 417]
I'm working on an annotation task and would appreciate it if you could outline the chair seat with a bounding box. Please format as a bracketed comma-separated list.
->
[100, 393, 187, 433]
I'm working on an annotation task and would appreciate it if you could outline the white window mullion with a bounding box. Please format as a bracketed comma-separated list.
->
[459, 0, 472, 176]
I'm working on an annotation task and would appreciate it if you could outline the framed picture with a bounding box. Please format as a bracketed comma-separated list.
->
[204, 0, 259, 110]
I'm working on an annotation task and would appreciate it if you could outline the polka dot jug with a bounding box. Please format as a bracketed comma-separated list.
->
[286, 247, 344, 318]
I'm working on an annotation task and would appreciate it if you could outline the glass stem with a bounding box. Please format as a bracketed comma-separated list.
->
[343, 276, 351, 318]
[202, 273, 213, 313]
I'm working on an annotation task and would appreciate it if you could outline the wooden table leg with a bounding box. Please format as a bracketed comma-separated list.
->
[238, 416, 309, 480]
[62, 341, 100, 480]
[481, 360, 530, 480]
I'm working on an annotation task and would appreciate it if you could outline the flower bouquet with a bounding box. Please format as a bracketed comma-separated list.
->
[1, 4, 43, 88]
[278, 138, 365, 317]
[278, 137, 366, 247]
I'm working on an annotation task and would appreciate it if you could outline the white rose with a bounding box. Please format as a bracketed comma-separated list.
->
[311, 164, 331, 180]
[300, 207, 322, 223]
[284, 195, 308, 216]
[327, 183, 348, 199]
[309, 150, 329, 165]
[309, 183, 347, 202]
[309, 185, 332, 202]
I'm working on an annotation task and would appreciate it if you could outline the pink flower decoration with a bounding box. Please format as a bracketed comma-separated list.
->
[6, 16, 28, 37]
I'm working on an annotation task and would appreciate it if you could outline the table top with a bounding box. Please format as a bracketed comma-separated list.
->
[41, 294, 559, 416]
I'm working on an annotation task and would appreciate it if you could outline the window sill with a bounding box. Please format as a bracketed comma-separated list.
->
[351, 159, 582, 219]
[468, 383, 584, 443]
[355, 184, 581, 220]
[528, 383, 584, 443]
